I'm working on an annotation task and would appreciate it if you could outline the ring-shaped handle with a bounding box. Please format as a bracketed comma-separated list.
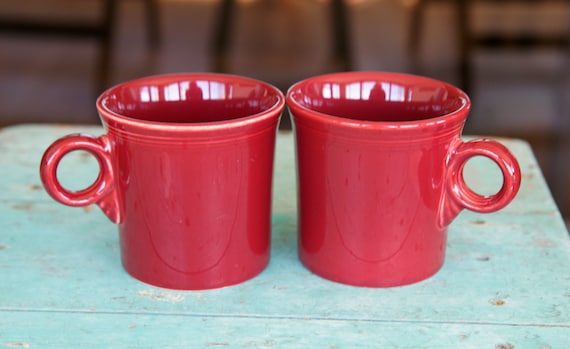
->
[40, 134, 121, 223]
[447, 138, 521, 213]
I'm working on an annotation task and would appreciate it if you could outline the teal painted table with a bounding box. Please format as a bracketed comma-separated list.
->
[1, 125, 569, 348]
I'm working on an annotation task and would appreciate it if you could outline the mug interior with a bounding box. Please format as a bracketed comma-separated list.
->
[289, 74, 467, 122]
[100, 75, 281, 123]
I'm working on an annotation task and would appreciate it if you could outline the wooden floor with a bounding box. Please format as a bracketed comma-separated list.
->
[0, 0, 569, 222]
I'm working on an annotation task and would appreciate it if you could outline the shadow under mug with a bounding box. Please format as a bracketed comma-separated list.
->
[40, 73, 285, 290]
[287, 71, 522, 287]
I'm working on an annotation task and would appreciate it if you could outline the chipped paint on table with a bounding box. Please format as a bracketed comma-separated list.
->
[0, 125, 569, 348]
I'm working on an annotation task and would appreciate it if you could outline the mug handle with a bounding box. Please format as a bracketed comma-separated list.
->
[39, 134, 122, 224]
[442, 138, 521, 226]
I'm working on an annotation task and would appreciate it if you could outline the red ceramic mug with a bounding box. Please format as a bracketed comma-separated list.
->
[40, 73, 285, 290]
[287, 72, 521, 287]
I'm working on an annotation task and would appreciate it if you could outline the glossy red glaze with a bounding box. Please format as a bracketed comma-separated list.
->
[40, 74, 285, 290]
[287, 72, 521, 287]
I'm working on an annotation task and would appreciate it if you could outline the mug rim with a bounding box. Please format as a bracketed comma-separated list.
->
[96, 73, 285, 133]
[286, 71, 470, 130]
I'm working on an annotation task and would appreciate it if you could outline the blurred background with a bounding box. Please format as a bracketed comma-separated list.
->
[0, 0, 568, 225]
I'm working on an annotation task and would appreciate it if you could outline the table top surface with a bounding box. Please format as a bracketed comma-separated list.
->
[0, 124, 569, 348]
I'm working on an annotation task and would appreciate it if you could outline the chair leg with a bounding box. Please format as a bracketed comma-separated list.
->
[330, 0, 351, 71]
[408, 0, 425, 74]
[95, 0, 116, 93]
[211, 0, 234, 73]
[457, 0, 471, 93]
[144, 0, 161, 49]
